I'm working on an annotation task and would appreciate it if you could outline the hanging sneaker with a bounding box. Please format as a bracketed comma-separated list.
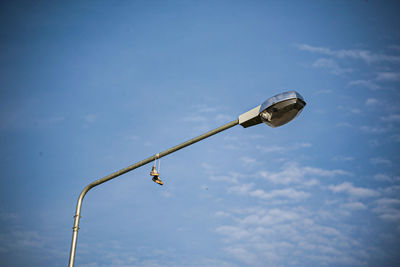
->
[152, 176, 164, 185]
[150, 165, 159, 176]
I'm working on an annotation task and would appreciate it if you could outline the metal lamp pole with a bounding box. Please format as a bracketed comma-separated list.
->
[68, 120, 239, 267]
[68, 91, 306, 267]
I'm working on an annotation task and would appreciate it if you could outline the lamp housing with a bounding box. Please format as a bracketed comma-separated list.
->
[238, 91, 306, 128]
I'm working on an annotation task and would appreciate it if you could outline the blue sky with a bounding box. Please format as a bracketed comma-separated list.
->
[1, 0, 400, 266]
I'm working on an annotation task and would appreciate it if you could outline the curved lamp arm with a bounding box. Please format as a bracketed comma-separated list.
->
[68, 119, 239, 267]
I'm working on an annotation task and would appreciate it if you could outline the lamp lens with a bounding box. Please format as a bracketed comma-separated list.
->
[260, 98, 305, 127]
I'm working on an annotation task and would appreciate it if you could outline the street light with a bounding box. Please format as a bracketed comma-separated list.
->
[68, 90, 306, 267]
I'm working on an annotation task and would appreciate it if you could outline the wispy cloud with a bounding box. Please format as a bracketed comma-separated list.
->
[223, 246, 258, 265]
[249, 188, 310, 200]
[373, 198, 400, 222]
[365, 98, 379, 106]
[182, 105, 233, 125]
[374, 173, 392, 182]
[257, 162, 351, 185]
[348, 80, 380, 90]
[338, 105, 361, 115]
[391, 134, 400, 142]
[182, 115, 207, 122]
[332, 155, 355, 161]
[256, 143, 311, 153]
[237, 208, 301, 225]
[84, 114, 97, 123]
[348, 72, 400, 90]
[0, 229, 49, 256]
[214, 211, 231, 218]
[215, 206, 370, 266]
[341, 202, 367, 211]
[0, 210, 18, 221]
[228, 183, 254, 194]
[228, 183, 310, 201]
[313, 89, 332, 95]
[296, 44, 400, 63]
[360, 125, 388, 134]
[209, 174, 239, 184]
[329, 182, 380, 198]
[193, 104, 218, 113]
[336, 122, 353, 128]
[240, 156, 257, 165]
[312, 58, 353, 75]
[370, 157, 392, 165]
[381, 114, 400, 122]
[376, 72, 400, 81]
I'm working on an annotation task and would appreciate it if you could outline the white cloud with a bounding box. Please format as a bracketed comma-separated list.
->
[215, 206, 371, 266]
[161, 191, 173, 198]
[0, 230, 44, 252]
[336, 122, 353, 128]
[216, 226, 251, 240]
[378, 210, 400, 221]
[332, 155, 354, 161]
[338, 105, 361, 115]
[350, 108, 361, 114]
[365, 98, 379, 106]
[223, 246, 258, 265]
[376, 72, 400, 81]
[313, 89, 332, 95]
[374, 173, 392, 182]
[381, 114, 400, 122]
[256, 144, 286, 153]
[348, 80, 380, 90]
[381, 185, 400, 196]
[240, 156, 257, 165]
[214, 211, 230, 217]
[377, 198, 400, 206]
[84, 114, 97, 123]
[374, 174, 400, 183]
[257, 162, 351, 185]
[194, 105, 218, 113]
[370, 157, 392, 165]
[389, 45, 400, 51]
[256, 142, 311, 153]
[341, 202, 367, 211]
[238, 208, 301, 225]
[329, 182, 380, 198]
[312, 58, 353, 75]
[391, 134, 400, 142]
[360, 125, 388, 134]
[210, 174, 239, 184]
[183, 105, 233, 125]
[373, 198, 400, 222]
[228, 183, 254, 194]
[201, 162, 214, 171]
[182, 115, 207, 122]
[0, 211, 18, 221]
[125, 135, 140, 141]
[296, 44, 400, 63]
[249, 188, 310, 201]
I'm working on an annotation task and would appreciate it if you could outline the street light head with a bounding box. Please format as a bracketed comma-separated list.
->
[239, 91, 306, 128]
[259, 91, 306, 127]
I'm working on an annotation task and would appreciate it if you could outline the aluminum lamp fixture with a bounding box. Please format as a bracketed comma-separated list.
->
[238, 91, 306, 128]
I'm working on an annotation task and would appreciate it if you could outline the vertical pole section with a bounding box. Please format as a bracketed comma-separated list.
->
[68, 119, 239, 267]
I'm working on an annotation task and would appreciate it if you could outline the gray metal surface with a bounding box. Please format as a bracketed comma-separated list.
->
[260, 98, 306, 127]
[68, 119, 239, 267]
[260, 91, 305, 112]
[238, 105, 262, 128]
